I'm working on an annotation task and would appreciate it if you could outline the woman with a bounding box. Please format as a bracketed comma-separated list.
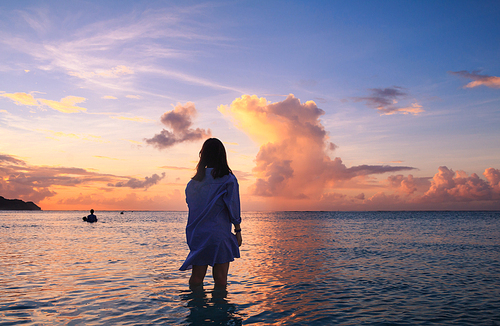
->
[180, 138, 242, 288]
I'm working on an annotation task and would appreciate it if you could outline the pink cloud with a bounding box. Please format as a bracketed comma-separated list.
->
[420, 166, 500, 203]
[387, 174, 431, 195]
[450, 70, 500, 89]
[484, 168, 500, 193]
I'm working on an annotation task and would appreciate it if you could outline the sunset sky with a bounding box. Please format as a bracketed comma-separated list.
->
[1, 0, 499, 211]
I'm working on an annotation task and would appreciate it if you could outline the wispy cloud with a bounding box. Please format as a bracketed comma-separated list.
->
[352, 87, 424, 115]
[159, 166, 193, 170]
[93, 156, 122, 160]
[39, 129, 107, 143]
[107, 172, 166, 189]
[38, 96, 87, 113]
[449, 70, 500, 89]
[1, 5, 238, 95]
[68, 65, 134, 79]
[0, 92, 39, 106]
[110, 115, 150, 122]
[1, 92, 87, 113]
[145, 102, 211, 150]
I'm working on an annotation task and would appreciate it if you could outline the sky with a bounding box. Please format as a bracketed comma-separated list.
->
[1, 0, 499, 211]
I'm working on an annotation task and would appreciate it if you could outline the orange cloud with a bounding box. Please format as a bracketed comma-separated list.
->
[40, 129, 107, 142]
[38, 96, 87, 113]
[0, 92, 39, 106]
[381, 103, 424, 116]
[1, 92, 87, 113]
[126, 95, 141, 99]
[110, 115, 150, 122]
[450, 70, 500, 89]
[219, 94, 415, 200]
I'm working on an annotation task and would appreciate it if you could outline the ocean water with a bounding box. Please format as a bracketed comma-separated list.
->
[1, 211, 499, 325]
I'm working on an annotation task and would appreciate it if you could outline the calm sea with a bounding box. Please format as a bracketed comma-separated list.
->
[1, 211, 499, 325]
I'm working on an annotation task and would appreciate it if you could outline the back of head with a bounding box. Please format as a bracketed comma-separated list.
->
[193, 138, 232, 181]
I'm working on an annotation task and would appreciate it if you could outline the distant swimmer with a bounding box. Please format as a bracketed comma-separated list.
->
[84, 209, 98, 223]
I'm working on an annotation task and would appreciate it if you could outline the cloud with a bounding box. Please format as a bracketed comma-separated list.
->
[0, 153, 165, 204]
[145, 102, 211, 149]
[124, 139, 143, 145]
[107, 172, 166, 189]
[110, 115, 150, 122]
[0, 153, 107, 203]
[160, 165, 193, 170]
[102, 95, 118, 99]
[484, 168, 500, 193]
[0, 153, 26, 165]
[387, 174, 431, 195]
[450, 70, 500, 89]
[69, 65, 133, 79]
[0, 92, 39, 106]
[419, 166, 500, 203]
[0, 92, 87, 113]
[219, 94, 415, 199]
[352, 87, 424, 115]
[1, 5, 241, 96]
[126, 95, 141, 99]
[94, 156, 122, 160]
[40, 129, 107, 142]
[37, 96, 87, 113]
[354, 193, 365, 200]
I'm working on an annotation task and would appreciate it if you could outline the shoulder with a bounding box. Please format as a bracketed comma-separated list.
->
[223, 173, 238, 188]
[228, 173, 238, 183]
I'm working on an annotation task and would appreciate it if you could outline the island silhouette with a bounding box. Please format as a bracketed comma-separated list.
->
[0, 196, 41, 210]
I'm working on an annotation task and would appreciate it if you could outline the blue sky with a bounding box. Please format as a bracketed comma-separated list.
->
[1, 0, 499, 210]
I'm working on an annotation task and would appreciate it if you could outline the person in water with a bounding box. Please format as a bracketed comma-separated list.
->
[180, 138, 242, 288]
[86, 209, 97, 223]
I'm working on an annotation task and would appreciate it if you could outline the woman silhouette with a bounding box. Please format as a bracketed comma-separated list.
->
[180, 138, 242, 288]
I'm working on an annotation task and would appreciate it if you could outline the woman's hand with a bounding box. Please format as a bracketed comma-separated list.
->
[236, 232, 242, 246]
[234, 224, 242, 246]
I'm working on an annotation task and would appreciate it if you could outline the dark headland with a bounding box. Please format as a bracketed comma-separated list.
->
[0, 196, 41, 210]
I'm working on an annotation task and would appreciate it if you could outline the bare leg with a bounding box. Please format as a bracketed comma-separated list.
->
[189, 265, 208, 288]
[213, 262, 230, 288]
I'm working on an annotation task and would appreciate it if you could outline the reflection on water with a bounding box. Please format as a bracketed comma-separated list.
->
[0, 211, 499, 325]
[180, 287, 242, 325]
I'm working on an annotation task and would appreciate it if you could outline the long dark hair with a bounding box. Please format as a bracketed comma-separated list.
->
[192, 138, 232, 181]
